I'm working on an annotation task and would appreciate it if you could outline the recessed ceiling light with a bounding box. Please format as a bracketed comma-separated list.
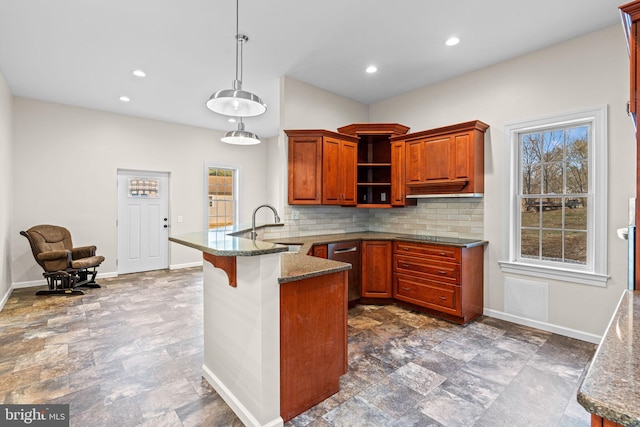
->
[366, 65, 378, 74]
[119, 96, 131, 102]
[132, 69, 146, 77]
[445, 37, 460, 46]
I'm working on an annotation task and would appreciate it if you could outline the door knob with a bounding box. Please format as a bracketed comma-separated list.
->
[164, 218, 168, 221]
[163, 225, 168, 228]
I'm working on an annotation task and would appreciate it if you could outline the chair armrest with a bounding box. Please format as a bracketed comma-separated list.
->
[72, 246, 96, 259]
[37, 250, 71, 262]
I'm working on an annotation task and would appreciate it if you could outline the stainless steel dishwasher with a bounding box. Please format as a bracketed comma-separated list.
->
[327, 241, 361, 306]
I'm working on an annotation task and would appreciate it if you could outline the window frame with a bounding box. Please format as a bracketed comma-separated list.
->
[204, 163, 239, 230]
[499, 105, 609, 287]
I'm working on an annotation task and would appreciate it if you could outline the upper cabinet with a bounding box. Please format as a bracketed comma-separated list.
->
[285, 129, 358, 205]
[286, 120, 488, 207]
[337, 123, 412, 208]
[391, 120, 489, 198]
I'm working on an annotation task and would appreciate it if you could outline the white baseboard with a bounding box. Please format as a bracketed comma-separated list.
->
[483, 308, 602, 344]
[0, 286, 11, 312]
[170, 261, 203, 270]
[202, 364, 283, 427]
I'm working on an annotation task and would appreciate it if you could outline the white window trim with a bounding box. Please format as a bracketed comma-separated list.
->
[499, 105, 609, 287]
[204, 163, 240, 231]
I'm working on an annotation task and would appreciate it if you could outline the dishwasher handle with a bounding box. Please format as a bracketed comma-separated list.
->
[333, 247, 358, 254]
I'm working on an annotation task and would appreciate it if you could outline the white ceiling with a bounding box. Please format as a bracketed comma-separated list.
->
[0, 0, 621, 139]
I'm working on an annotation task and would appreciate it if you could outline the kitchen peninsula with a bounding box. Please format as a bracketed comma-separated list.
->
[170, 227, 487, 425]
[169, 226, 351, 426]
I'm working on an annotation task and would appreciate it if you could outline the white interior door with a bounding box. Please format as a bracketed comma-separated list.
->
[117, 170, 169, 274]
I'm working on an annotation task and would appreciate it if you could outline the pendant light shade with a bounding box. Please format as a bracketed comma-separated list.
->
[206, 2, 266, 117]
[221, 119, 261, 145]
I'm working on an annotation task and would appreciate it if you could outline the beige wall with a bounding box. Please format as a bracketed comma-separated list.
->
[0, 72, 13, 306]
[373, 25, 635, 338]
[263, 76, 370, 236]
[269, 26, 634, 339]
[11, 99, 269, 284]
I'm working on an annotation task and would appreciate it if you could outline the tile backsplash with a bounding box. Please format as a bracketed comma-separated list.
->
[261, 198, 484, 240]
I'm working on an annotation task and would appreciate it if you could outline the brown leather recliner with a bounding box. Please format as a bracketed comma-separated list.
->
[20, 224, 105, 295]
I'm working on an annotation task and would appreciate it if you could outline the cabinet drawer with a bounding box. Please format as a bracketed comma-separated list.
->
[394, 274, 460, 315]
[394, 241, 461, 263]
[394, 254, 459, 284]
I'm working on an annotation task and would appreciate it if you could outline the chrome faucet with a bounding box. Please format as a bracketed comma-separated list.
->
[251, 204, 281, 240]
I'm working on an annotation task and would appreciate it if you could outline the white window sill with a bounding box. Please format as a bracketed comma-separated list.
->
[498, 261, 609, 287]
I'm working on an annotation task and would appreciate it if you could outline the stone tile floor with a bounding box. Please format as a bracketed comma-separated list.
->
[0, 267, 596, 426]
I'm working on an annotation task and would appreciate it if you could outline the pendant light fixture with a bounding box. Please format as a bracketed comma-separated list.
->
[221, 118, 261, 145]
[206, 0, 266, 117]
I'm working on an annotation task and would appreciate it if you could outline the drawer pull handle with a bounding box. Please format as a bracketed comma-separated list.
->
[402, 287, 411, 291]
[333, 247, 358, 254]
[403, 247, 409, 251]
[402, 264, 411, 268]
[439, 296, 446, 300]
[439, 252, 446, 256]
[439, 270, 446, 274]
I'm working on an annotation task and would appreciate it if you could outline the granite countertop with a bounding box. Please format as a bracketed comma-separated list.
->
[577, 290, 640, 426]
[169, 223, 289, 256]
[171, 227, 486, 285]
[268, 231, 487, 259]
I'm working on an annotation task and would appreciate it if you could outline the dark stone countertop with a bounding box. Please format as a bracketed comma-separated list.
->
[578, 290, 640, 427]
[268, 231, 487, 260]
[171, 228, 486, 285]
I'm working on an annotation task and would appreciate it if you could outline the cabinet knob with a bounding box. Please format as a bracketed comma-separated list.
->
[402, 264, 410, 268]
[402, 287, 410, 291]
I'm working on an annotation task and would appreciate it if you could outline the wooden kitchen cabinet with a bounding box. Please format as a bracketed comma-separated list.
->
[392, 240, 484, 324]
[285, 130, 358, 205]
[620, 1, 640, 289]
[391, 120, 489, 197]
[361, 240, 393, 298]
[310, 244, 328, 258]
[323, 136, 358, 205]
[391, 140, 408, 206]
[337, 123, 412, 207]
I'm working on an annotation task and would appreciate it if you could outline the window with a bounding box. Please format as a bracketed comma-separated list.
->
[500, 106, 608, 286]
[206, 165, 237, 229]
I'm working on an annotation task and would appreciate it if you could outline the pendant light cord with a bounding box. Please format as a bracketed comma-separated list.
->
[235, 0, 242, 84]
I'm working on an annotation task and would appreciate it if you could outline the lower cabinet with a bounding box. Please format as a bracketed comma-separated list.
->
[361, 241, 393, 298]
[392, 241, 484, 324]
[307, 239, 485, 324]
[311, 244, 328, 258]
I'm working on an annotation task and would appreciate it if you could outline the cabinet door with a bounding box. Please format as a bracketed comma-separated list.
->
[405, 140, 423, 184]
[312, 244, 328, 259]
[340, 140, 358, 205]
[454, 132, 471, 180]
[322, 137, 341, 204]
[423, 136, 452, 181]
[391, 141, 405, 206]
[288, 135, 322, 204]
[322, 138, 357, 205]
[361, 241, 392, 298]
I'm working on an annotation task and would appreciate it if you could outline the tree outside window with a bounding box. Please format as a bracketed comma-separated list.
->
[519, 125, 589, 265]
[500, 105, 608, 287]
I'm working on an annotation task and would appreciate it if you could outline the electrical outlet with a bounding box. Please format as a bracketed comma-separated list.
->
[177, 216, 183, 223]
[381, 192, 386, 202]
[292, 209, 300, 220]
